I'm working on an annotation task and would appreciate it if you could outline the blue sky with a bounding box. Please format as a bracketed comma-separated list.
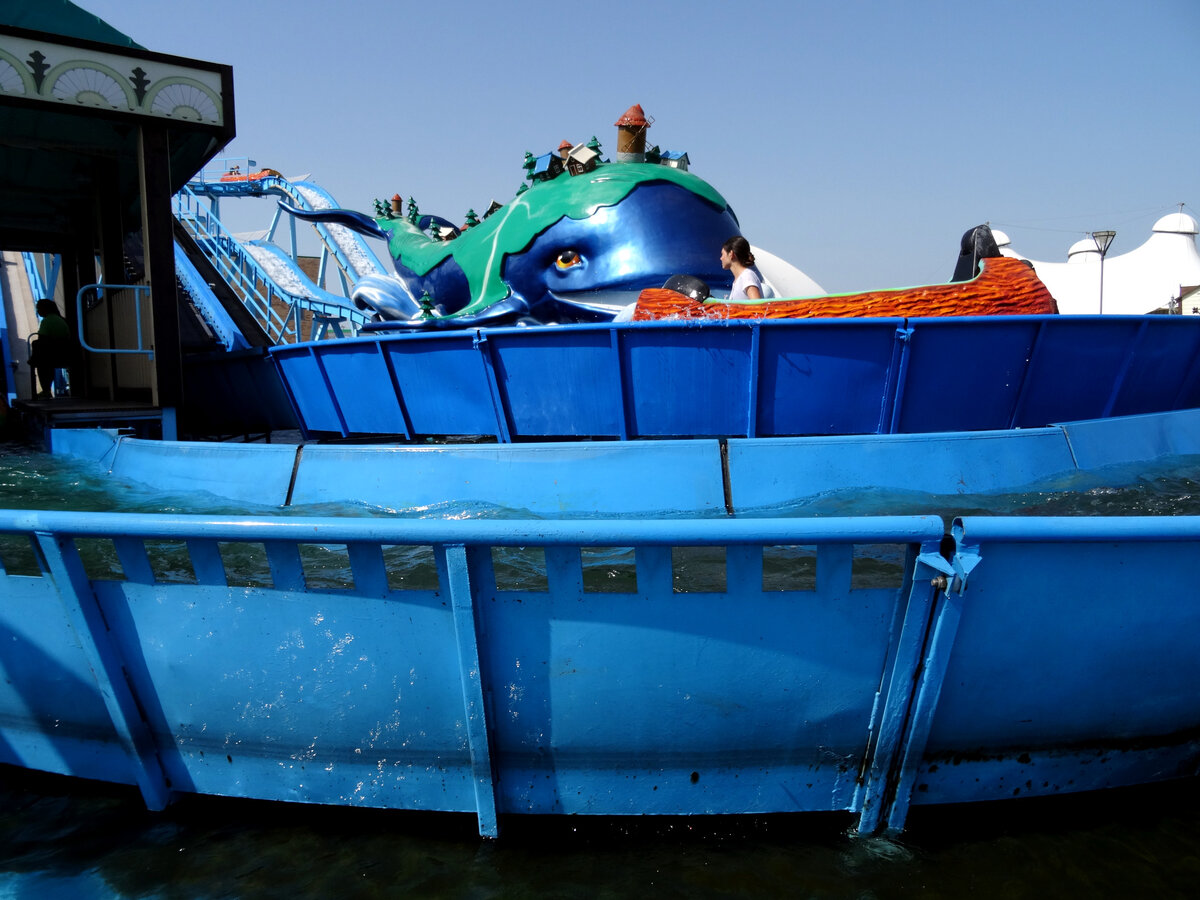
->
[76, 0, 1200, 292]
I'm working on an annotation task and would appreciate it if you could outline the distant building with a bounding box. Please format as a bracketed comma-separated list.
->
[1000, 211, 1200, 315]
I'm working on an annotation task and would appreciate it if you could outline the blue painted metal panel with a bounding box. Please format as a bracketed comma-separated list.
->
[487, 330, 625, 437]
[1014, 318, 1147, 426]
[306, 340, 409, 436]
[94, 578, 479, 811]
[725, 428, 1081, 512]
[886, 515, 1200, 828]
[4, 508, 1200, 833]
[44, 407, 1200, 514]
[289, 441, 728, 515]
[1108, 316, 1200, 416]
[0, 573, 134, 785]
[270, 346, 345, 434]
[382, 334, 500, 437]
[269, 317, 1200, 441]
[46, 427, 123, 464]
[894, 318, 1041, 433]
[621, 325, 753, 436]
[0, 510, 946, 833]
[756, 320, 903, 436]
[107, 439, 298, 506]
[1061, 407, 1200, 470]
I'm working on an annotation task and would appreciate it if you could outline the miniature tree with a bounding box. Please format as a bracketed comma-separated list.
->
[407, 197, 419, 225]
[465, 209, 479, 228]
[418, 291, 435, 319]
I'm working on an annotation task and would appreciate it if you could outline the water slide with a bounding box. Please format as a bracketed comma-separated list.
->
[185, 165, 388, 287]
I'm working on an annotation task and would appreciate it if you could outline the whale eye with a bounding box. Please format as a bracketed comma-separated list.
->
[555, 250, 583, 270]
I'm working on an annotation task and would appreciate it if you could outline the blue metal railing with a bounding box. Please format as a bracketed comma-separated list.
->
[76, 284, 154, 358]
[173, 184, 368, 344]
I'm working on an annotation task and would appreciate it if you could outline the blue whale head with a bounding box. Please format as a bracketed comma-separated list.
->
[287, 163, 743, 328]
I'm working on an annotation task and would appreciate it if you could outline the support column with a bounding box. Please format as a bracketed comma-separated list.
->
[138, 124, 181, 438]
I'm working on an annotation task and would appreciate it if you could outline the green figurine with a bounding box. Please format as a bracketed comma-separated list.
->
[418, 291, 435, 319]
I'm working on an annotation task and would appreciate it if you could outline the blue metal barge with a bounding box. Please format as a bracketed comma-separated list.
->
[2, 506, 1197, 837]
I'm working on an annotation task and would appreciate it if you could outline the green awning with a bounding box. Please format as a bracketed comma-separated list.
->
[0, 1, 234, 251]
[1, 0, 143, 49]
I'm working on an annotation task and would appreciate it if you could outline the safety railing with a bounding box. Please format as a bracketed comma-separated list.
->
[76, 284, 154, 358]
[173, 185, 368, 344]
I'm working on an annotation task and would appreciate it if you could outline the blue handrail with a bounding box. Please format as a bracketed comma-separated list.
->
[76, 284, 154, 358]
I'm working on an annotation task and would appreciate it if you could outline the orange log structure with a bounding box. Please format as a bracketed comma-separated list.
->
[633, 257, 1057, 321]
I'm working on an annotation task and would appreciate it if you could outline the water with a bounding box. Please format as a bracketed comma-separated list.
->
[2, 440, 1200, 898]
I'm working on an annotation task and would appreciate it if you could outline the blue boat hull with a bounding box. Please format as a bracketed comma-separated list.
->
[268, 315, 1200, 441]
[1, 508, 1198, 836]
[46, 406, 1200, 514]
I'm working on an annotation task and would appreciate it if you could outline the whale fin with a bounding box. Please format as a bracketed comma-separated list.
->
[277, 201, 387, 240]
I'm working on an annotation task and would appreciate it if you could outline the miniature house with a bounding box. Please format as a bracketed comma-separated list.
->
[566, 143, 599, 176]
[530, 152, 565, 182]
[659, 150, 690, 171]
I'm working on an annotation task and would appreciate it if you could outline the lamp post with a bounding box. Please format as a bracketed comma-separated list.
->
[1091, 230, 1116, 314]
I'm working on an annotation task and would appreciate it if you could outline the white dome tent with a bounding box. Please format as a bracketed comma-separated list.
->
[998, 210, 1200, 315]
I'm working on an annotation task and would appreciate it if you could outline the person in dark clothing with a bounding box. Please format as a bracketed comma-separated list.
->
[29, 299, 72, 398]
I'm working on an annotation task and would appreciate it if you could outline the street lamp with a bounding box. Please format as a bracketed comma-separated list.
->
[1091, 230, 1116, 314]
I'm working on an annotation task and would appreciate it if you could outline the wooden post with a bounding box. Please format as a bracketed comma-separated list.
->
[138, 124, 182, 437]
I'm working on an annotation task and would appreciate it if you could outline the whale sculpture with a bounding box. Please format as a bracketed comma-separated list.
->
[284, 163, 744, 328]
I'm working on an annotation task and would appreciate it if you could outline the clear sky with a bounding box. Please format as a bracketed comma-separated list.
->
[73, 0, 1200, 292]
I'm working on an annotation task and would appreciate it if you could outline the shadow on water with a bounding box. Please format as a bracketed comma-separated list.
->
[2, 764, 1199, 899]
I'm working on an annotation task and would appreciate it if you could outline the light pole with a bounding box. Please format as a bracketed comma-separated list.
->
[1091, 230, 1116, 314]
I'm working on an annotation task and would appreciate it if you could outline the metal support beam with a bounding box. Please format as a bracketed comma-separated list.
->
[35, 531, 173, 810]
[443, 544, 499, 837]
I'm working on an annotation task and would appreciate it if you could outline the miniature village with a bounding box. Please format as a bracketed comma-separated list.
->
[372, 104, 690, 240]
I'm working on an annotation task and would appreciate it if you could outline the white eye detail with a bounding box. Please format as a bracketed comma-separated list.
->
[555, 250, 583, 270]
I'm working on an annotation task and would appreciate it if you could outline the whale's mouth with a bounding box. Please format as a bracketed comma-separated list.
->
[547, 288, 645, 317]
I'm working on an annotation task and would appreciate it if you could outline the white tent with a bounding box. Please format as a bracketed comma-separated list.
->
[997, 211, 1200, 315]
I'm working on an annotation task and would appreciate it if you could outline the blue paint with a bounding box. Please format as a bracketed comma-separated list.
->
[41, 407, 1200, 514]
[289, 178, 739, 326]
[268, 315, 1200, 442]
[2, 507, 1198, 837]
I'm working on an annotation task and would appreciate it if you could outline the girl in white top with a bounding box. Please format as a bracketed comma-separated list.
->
[720, 236, 763, 300]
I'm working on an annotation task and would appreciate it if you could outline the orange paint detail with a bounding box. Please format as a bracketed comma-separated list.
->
[632, 257, 1058, 322]
[614, 103, 649, 127]
[218, 169, 280, 183]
